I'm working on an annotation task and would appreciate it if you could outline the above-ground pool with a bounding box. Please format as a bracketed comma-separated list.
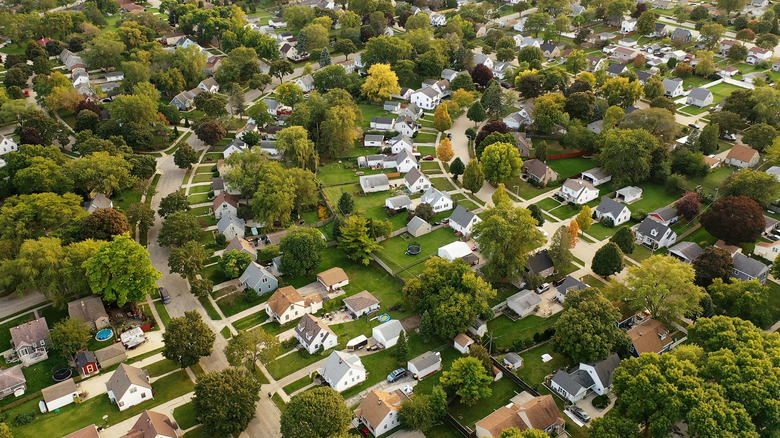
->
[52, 368, 72, 382]
[95, 328, 114, 341]
[379, 313, 391, 323]
[406, 244, 421, 255]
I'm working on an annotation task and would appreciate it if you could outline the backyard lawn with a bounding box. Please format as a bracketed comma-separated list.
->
[448, 377, 525, 429]
[514, 342, 572, 385]
[430, 177, 457, 192]
[486, 314, 561, 350]
[547, 157, 595, 180]
[684, 166, 734, 198]
[627, 183, 679, 214]
[374, 228, 459, 274]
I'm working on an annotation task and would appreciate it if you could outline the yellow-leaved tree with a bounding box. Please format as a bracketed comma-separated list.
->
[360, 63, 400, 102]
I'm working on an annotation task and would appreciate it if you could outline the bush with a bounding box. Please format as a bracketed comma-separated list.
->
[592, 394, 610, 409]
[215, 234, 227, 246]
[14, 412, 34, 426]
[282, 337, 299, 349]
[631, 210, 647, 222]
[601, 217, 614, 228]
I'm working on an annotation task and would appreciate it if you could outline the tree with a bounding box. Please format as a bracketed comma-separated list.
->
[394, 331, 409, 363]
[84, 233, 161, 306]
[448, 157, 466, 181]
[281, 387, 352, 438]
[529, 204, 545, 226]
[716, 0, 748, 15]
[709, 278, 771, 326]
[82, 32, 125, 70]
[436, 138, 454, 162]
[334, 39, 357, 60]
[276, 126, 318, 171]
[674, 191, 701, 221]
[433, 104, 453, 133]
[481, 81, 508, 120]
[637, 10, 657, 35]
[0, 423, 12, 438]
[471, 64, 494, 88]
[564, 92, 595, 122]
[65, 152, 136, 196]
[467, 101, 486, 125]
[338, 215, 381, 265]
[163, 310, 215, 368]
[742, 123, 778, 152]
[319, 47, 331, 67]
[481, 142, 522, 184]
[173, 143, 199, 170]
[194, 368, 261, 438]
[643, 77, 665, 100]
[190, 278, 214, 299]
[225, 328, 279, 371]
[601, 76, 643, 107]
[554, 288, 624, 363]
[276, 82, 305, 109]
[158, 191, 189, 217]
[168, 241, 207, 280]
[592, 242, 624, 278]
[126, 202, 155, 235]
[605, 255, 705, 324]
[698, 23, 725, 50]
[361, 63, 400, 102]
[219, 250, 253, 279]
[598, 129, 660, 187]
[338, 192, 354, 215]
[693, 246, 735, 287]
[280, 227, 327, 276]
[80, 208, 130, 241]
[603, 106, 625, 130]
[75, 110, 100, 133]
[474, 190, 545, 281]
[50, 317, 91, 359]
[532, 93, 566, 134]
[269, 59, 294, 83]
[548, 226, 573, 268]
[399, 392, 441, 432]
[462, 158, 485, 193]
[534, 140, 549, 162]
[589, 412, 641, 438]
[700, 196, 765, 245]
[194, 120, 227, 147]
[440, 357, 493, 405]
[158, 211, 201, 247]
[576, 206, 592, 232]
[697, 124, 719, 155]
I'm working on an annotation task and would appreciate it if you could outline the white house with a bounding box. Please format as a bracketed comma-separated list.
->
[224, 236, 258, 261]
[364, 134, 385, 148]
[430, 12, 446, 26]
[595, 197, 631, 226]
[438, 241, 473, 261]
[616, 186, 643, 203]
[294, 74, 315, 93]
[372, 319, 405, 348]
[10, 318, 49, 367]
[343, 290, 380, 317]
[453, 333, 474, 354]
[668, 241, 704, 264]
[317, 351, 366, 392]
[216, 214, 245, 241]
[317, 267, 349, 292]
[394, 115, 419, 138]
[239, 262, 279, 294]
[0, 135, 19, 155]
[408, 215, 431, 237]
[197, 77, 220, 93]
[635, 217, 677, 248]
[503, 109, 532, 129]
[754, 240, 780, 261]
[389, 134, 414, 154]
[420, 187, 452, 212]
[550, 353, 620, 403]
[747, 46, 772, 64]
[353, 390, 408, 436]
[474, 53, 494, 70]
[558, 179, 599, 205]
[449, 205, 481, 237]
[408, 351, 442, 380]
[385, 194, 412, 211]
[370, 117, 395, 130]
[555, 276, 588, 302]
[410, 87, 440, 110]
[212, 192, 239, 220]
[360, 174, 390, 193]
[506, 290, 542, 318]
[222, 140, 246, 159]
[581, 167, 612, 186]
[41, 378, 78, 412]
[124, 410, 180, 438]
[404, 167, 430, 193]
[621, 18, 637, 33]
[106, 364, 153, 411]
[686, 87, 714, 107]
[295, 314, 338, 354]
[265, 286, 322, 324]
[663, 78, 684, 97]
[393, 149, 418, 173]
[725, 144, 760, 168]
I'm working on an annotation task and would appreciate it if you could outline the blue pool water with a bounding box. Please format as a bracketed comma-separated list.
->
[95, 328, 114, 341]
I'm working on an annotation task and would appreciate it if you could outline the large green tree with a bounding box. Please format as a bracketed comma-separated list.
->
[462, 158, 485, 193]
[275, 126, 318, 171]
[554, 288, 625, 363]
[280, 227, 327, 276]
[280, 387, 352, 438]
[480, 142, 523, 184]
[163, 310, 215, 368]
[725, 169, 780, 206]
[338, 215, 381, 266]
[158, 211, 202, 247]
[224, 328, 279, 371]
[194, 368, 261, 437]
[49, 317, 91, 359]
[592, 242, 624, 278]
[708, 278, 771, 327]
[598, 129, 661, 187]
[440, 357, 493, 405]
[168, 241, 208, 280]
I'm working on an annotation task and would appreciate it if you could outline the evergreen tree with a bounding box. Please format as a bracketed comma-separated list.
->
[395, 332, 408, 363]
[337, 192, 354, 215]
[467, 101, 487, 125]
[419, 310, 435, 342]
[610, 226, 635, 254]
[320, 47, 331, 67]
[450, 157, 465, 180]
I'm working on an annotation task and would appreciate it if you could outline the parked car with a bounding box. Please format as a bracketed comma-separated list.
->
[387, 368, 407, 382]
[552, 277, 567, 287]
[535, 283, 550, 294]
[722, 133, 737, 141]
[446, 133, 452, 139]
[422, 155, 435, 161]
[767, 234, 780, 241]
[570, 406, 590, 423]
[158, 287, 171, 304]
[688, 123, 699, 129]
[538, 227, 548, 237]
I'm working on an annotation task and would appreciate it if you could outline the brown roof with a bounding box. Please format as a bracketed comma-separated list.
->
[267, 286, 305, 316]
[523, 159, 553, 180]
[0, 365, 25, 392]
[343, 291, 380, 313]
[354, 390, 406, 429]
[224, 237, 257, 257]
[95, 343, 127, 363]
[122, 410, 179, 438]
[721, 66, 739, 72]
[295, 314, 335, 344]
[106, 364, 151, 400]
[10, 318, 49, 348]
[725, 144, 758, 163]
[212, 192, 239, 212]
[454, 333, 474, 348]
[715, 239, 741, 255]
[627, 319, 670, 354]
[63, 425, 101, 438]
[68, 295, 108, 324]
[42, 378, 77, 403]
[703, 155, 720, 166]
[317, 267, 348, 287]
[476, 395, 563, 436]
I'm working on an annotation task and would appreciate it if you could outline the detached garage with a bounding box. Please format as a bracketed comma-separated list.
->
[408, 351, 442, 380]
[438, 241, 472, 261]
[41, 378, 78, 412]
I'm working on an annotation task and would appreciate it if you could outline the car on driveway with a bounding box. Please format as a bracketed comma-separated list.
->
[535, 283, 550, 294]
[570, 406, 590, 423]
[422, 155, 435, 161]
[387, 368, 407, 383]
[688, 123, 699, 129]
[552, 277, 567, 287]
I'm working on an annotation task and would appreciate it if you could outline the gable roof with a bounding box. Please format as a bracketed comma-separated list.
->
[374, 319, 404, 341]
[63, 425, 101, 438]
[365, 134, 385, 143]
[749, 46, 771, 54]
[475, 395, 563, 436]
[343, 291, 380, 313]
[395, 149, 416, 165]
[688, 87, 712, 101]
[636, 217, 671, 241]
[563, 178, 595, 194]
[75, 350, 97, 368]
[732, 252, 769, 280]
[507, 289, 542, 313]
[596, 196, 628, 219]
[650, 206, 677, 221]
[67, 295, 108, 324]
[409, 351, 441, 370]
[449, 205, 476, 228]
[106, 364, 151, 399]
[421, 187, 450, 206]
[587, 352, 621, 388]
[318, 350, 364, 382]
[267, 286, 306, 316]
[582, 167, 609, 181]
[123, 410, 179, 438]
[295, 313, 335, 343]
[668, 241, 704, 262]
[42, 378, 77, 403]
[558, 276, 588, 295]
[523, 159, 553, 180]
[627, 319, 670, 354]
[199, 77, 218, 89]
[10, 318, 48, 347]
[213, 192, 239, 211]
[217, 214, 245, 234]
[671, 28, 691, 39]
[354, 390, 406, 429]
[0, 365, 25, 392]
[606, 63, 626, 75]
[85, 193, 112, 211]
[551, 369, 593, 396]
[527, 249, 554, 273]
[360, 174, 389, 190]
[636, 70, 653, 82]
[726, 144, 759, 162]
[317, 267, 348, 286]
[454, 333, 474, 348]
[224, 237, 258, 257]
[662, 78, 683, 93]
[404, 167, 427, 186]
[407, 215, 430, 235]
[95, 343, 126, 364]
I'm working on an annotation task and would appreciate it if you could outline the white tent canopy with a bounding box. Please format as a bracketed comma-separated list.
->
[438, 241, 472, 261]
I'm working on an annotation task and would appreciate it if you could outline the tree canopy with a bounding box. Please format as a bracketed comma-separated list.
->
[163, 310, 216, 368]
[554, 288, 625, 363]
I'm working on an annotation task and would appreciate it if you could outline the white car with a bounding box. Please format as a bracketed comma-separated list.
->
[535, 283, 550, 294]
[538, 227, 548, 237]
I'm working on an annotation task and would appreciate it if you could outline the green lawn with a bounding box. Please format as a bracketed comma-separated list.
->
[195, 165, 215, 174]
[415, 132, 438, 143]
[198, 296, 221, 320]
[5, 370, 194, 438]
[220, 326, 232, 339]
[586, 221, 633, 241]
[191, 173, 213, 184]
[146, 358, 181, 377]
[549, 202, 582, 220]
[215, 292, 271, 318]
[183, 426, 209, 438]
[764, 281, 780, 328]
[188, 193, 210, 205]
[486, 314, 561, 350]
[536, 197, 561, 212]
[233, 311, 269, 331]
[318, 161, 390, 187]
[357, 103, 396, 129]
[430, 177, 457, 192]
[514, 342, 572, 385]
[627, 183, 679, 214]
[188, 185, 211, 195]
[0, 356, 72, 409]
[448, 377, 525, 429]
[282, 375, 313, 395]
[374, 228, 459, 274]
[153, 301, 171, 328]
[626, 243, 654, 263]
[420, 162, 442, 171]
[173, 401, 199, 430]
[681, 225, 717, 247]
[684, 166, 734, 199]
[547, 157, 595, 179]
[266, 349, 326, 380]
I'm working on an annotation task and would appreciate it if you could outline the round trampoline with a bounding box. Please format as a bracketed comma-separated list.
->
[95, 328, 114, 341]
[52, 368, 72, 382]
[379, 313, 391, 323]
[405, 244, 421, 255]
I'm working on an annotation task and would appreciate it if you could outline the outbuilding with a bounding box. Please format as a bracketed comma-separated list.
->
[438, 241, 472, 261]
[41, 378, 78, 412]
[408, 351, 442, 380]
[372, 320, 405, 348]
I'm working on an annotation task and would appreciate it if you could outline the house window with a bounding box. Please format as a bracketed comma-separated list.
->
[141, 393, 146, 398]
[262, 278, 268, 283]
[130, 387, 137, 393]
[119, 402, 124, 407]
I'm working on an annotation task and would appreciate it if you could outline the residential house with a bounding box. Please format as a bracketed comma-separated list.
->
[83, 194, 113, 214]
[636, 70, 653, 85]
[317, 350, 367, 392]
[42, 379, 79, 412]
[295, 314, 337, 354]
[725, 144, 760, 168]
[615, 186, 643, 203]
[612, 47, 637, 63]
[222, 139, 247, 159]
[606, 63, 628, 77]
[353, 390, 408, 436]
[266, 286, 322, 324]
[197, 77, 219, 93]
[773, 60, 780, 72]
[518, 36, 542, 48]
[635, 217, 677, 248]
[527, 249, 555, 277]
[595, 197, 631, 226]
[393, 150, 418, 173]
[212, 192, 239, 220]
[10, 318, 49, 366]
[407, 216, 432, 237]
[360, 174, 390, 193]
[438, 241, 472, 261]
[649, 206, 678, 225]
[0, 135, 18, 155]
[719, 65, 740, 78]
[408, 351, 442, 380]
[441, 69, 460, 81]
[475, 395, 564, 437]
[671, 28, 692, 43]
[587, 120, 604, 134]
[404, 167, 430, 193]
[224, 236, 258, 260]
[475, 24, 487, 38]
[364, 134, 385, 148]
[106, 364, 152, 411]
[503, 109, 532, 129]
[387, 134, 414, 155]
[516, 134, 532, 157]
[204, 56, 222, 76]
[216, 215, 245, 241]
[343, 291, 380, 317]
[372, 320, 405, 348]
[398, 104, 423, 121]
[492, 61, 512, 79]
[370, 117, 395, 130]
[295, 74, 315, 93]
[280, 43, 300, 61]
[0, 365, 26, 399]
[747, 46, 772, 64]
[627, 319, 673, 356]
[430, 12, 446, 26]
[121, 410, 180, 438]
[539, 43, 562, 58]
[687, 87, 714, 107]
[67, 295, 109, 330]
[662, 78, 684, 97]
[76, 350, 99, 376]
[264, 99, 282, 116]
[754, 240, 780, 261]
[668, 241, 704, 264]
[581, 167, 612, 186]
[313, 268, 348, 293]
[394, 115, 420, 138]
[732, 252, 769, 284]
[474, 53, 494, 70]
[420, 187, 452, 212]
[507, 290, 542, 318]
[449, 205, 482, 237]
[653, 22, 669, 37]
[719, 39, 739, 56]
[587, 56, 606, 72]
[621, 18, 637, 33]
[555, 276, 588, 302]
[503, 353, 523, 369]
[383, 101, 401, 113]
[240, 262, 278, 294]
[558, 179, 599, 205]
[95, 343, 127, 369]
[170, 90, 196, 111]
[269, 18, 287, 28]
[393, 87, 412, 101]
[453, 333, 474, 354]
[63, 425, 101, 438]
[550, 353, 620, 402]
[211, 177, 225, 196]
[385, 195, 412, 212]
[72, 68, 89, 87]
[410, 87, 440, 110]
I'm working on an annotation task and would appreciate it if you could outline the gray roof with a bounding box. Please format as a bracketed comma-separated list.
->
[672, 28, 691, 39]
[563, 178, 595, 193]
[583, 167, 609, 181]
[523, 159, 553, 180]
[558, 276, 588, 295]
[211, 177, 224, 191]
[407, 215, 430, 235]
[663, 78, 683, 93]
[374, 319, 404, 341]
[85, 193, 112, 212]
[106, 364, 150, 400]
[636, 217, 670, 241]
[650, 206, 677, 221]
[365, 134, 385, 143]
[551, 369, 592, 396]
[668, 241, 704, 263]
[616, 186, 642, 198]
[688, 87, 712, 101]
[295, 314, 334, 343]
[386, 194, 412, 209]
[317, 350, 364, 383]
[94, 343, 126, 364]
[409, 351, 441, 370]
[75, 350, 97, 368]
[504, 352, 522, 366]
[217, 214, 245, 234]
[42, 378, 77, 403]
[507, 290, 542, 313]
[200, 77, 218, 89]
[67, 295, 107, 324]
[449, 205, 476, 229]
[384, 100, 401, 108]
[596, 196, 628, 219]
[0, 365, 25, 392]
[765, 215, 778, 230]
[606, 63, 626, 75]
[395, 149, 416, 165]
[240, 262, 275, 288]
[263, 99, 279, 110]
[655, 22, 667, 31]
[474, 53, 490, 65]
[390, 134, 413, 148]
[367, 154, 385, 161]
[296, 74, 314, 88]
[732, 253, 769, 280]
[404, 167, 426, 186]
[10, 318, 48, 348]
[540, 43, 558, 53]
[527, 250, 554, 274]
[421, 187, 450, 206]
[441, 68, 458, 78]
[360, 174, 389, 189]
[584, 352, 620, 387]
[417, 87, 439, 98]
[636, 71, 652, 82]
[372, 117, 394, 125]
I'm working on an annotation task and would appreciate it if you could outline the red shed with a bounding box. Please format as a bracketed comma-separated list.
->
[75, 351, 99, 376]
